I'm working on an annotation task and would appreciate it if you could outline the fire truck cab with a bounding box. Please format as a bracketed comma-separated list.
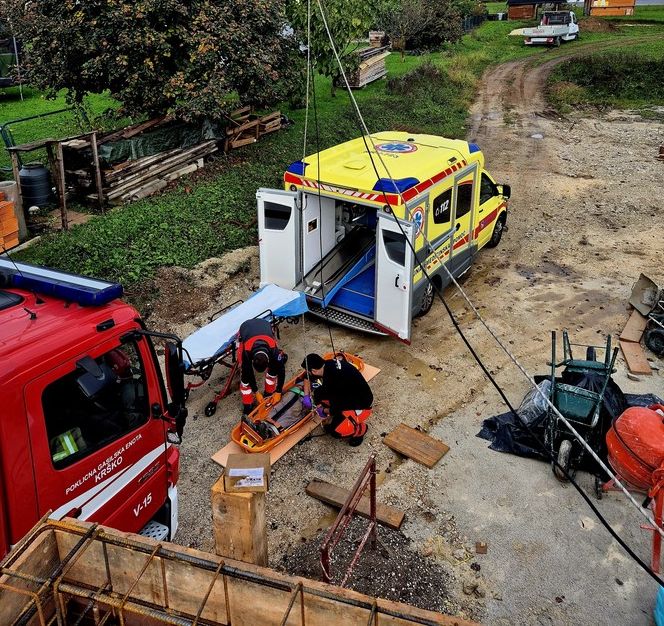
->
[257, 132, 510, 342]
[0, 259, 186, 558]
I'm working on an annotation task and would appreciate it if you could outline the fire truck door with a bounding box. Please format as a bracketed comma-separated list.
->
[257, 188, 301, 288]
[375, 214, 415, 342]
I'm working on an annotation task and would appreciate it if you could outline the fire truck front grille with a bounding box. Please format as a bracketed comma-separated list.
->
[308, 304, 387, 336]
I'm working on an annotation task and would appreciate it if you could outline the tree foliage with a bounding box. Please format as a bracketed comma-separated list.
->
[4, 0, 301, 120]
[287, 0, 373, 94]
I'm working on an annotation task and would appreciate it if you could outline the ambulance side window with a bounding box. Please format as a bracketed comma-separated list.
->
[456, 183, 473, 219]
[432, 189, 452, 224]
[41, 342, 150, 469]
[264, 201, 292, 230]
[479, 173, 498, 205]
[382, 230, 406, 266]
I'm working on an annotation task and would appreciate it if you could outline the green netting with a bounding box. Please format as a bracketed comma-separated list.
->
[98, 119, 222, 165]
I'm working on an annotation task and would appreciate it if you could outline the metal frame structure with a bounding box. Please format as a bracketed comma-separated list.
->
[319, 454, 377, 587]
[1, 518, 452, 626]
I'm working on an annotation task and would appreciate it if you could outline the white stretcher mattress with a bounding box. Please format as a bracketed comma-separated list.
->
[182, 284, 308, 367]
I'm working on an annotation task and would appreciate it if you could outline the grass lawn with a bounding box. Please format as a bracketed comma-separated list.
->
[548, 36, 664, 110]
[11, 19, 664, 291]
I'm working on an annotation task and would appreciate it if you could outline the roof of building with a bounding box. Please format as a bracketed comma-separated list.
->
[285, 132, 482, 200]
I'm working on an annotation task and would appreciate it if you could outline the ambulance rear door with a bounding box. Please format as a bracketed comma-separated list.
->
[375, 213, 415, 342]
[257, 189, 301, 288]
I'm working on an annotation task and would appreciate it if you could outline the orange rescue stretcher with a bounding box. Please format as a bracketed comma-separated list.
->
[231, 352, 364, 453]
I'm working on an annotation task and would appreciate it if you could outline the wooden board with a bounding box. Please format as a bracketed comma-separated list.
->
[620, 339, 652, 375]
[211, 362, 381, 468]
[306, 479, 405, 530]
[620, 309, 648, 343]
[383, 423, 450, 468]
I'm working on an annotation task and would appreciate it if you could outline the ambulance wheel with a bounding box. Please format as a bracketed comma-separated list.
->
[205, 402, 217, 417]
[554, 439, 572, 482]
[486, 214, 506, 248]
[417, 282, 435, 317]
[645, 328, 664, 357]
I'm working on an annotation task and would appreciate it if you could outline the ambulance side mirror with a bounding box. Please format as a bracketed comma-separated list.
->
[499, 184, 511, 199]
[165, 341, 186, 409]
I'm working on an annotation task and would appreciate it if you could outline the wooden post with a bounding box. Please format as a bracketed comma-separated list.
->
[89, 131, 105, 210]
[9, 151, 27, 240]
[47, 142, 68, 230]
[211, 476, 267, 566]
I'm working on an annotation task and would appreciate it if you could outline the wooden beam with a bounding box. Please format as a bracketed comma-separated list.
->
[383, 423, 450, 469]
[211, 476, 268, 566]
[620, 309, 648, 344]
[619, 339, 652, 375]
[306, 479, 405, 530]
[88, 131, 105, 211]
[55, 142, 68, 230]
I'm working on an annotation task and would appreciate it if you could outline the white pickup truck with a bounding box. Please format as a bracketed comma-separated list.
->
[522, 11, 579, 46]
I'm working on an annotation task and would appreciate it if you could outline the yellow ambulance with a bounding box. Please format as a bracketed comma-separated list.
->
[257, 132, 510, 342]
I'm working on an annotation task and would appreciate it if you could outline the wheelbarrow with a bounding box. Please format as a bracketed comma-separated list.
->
[544, 330, 619, 487]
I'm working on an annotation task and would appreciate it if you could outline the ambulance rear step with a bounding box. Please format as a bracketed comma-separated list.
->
[139, 520, 169, 541]
[308, 303, 387, 336]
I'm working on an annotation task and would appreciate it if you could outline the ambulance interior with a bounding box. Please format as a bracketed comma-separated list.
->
[295, 193, 384, 320]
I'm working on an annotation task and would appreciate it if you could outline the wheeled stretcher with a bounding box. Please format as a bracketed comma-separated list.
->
[181, 284, 309, 416]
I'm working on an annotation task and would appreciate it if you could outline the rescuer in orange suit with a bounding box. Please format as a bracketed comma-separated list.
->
[238, 318, 287, 414]
[300, 353, 373, 447]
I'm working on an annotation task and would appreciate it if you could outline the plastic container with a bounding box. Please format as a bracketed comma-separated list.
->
[19, 162, 52, 207]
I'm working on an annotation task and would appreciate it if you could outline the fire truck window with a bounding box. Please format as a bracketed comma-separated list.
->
[41, 343, 149, 469]
[264, 201, 292, 230]
[432, 189, 452, 224]
[479, 173, 498, 205]
[382, 230, 406, 266]
[456, 183, 473, 219]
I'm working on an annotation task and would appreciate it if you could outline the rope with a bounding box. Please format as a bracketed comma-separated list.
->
[302, 0, 312, 161]
[313, 0, 664, 582]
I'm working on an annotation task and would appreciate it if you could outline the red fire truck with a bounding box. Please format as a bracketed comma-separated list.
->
[0, 259, 187, 558]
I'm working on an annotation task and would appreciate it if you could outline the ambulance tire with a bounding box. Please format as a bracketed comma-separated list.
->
[486, 214, 506, 248]
[417, 282, 435, 317]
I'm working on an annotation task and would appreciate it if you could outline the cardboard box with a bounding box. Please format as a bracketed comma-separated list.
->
[223, 453, 270, 493]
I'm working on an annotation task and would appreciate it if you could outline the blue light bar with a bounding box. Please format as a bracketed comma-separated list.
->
[0, 258, 123, 306]
[286, 160, 308, 176]
[372, 177, 420, 194]
[468, 142, 481, 154]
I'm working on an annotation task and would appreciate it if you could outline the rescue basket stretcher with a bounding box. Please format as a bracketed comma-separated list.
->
[181, 284, 308, 416]
[231, 352, 365, 453]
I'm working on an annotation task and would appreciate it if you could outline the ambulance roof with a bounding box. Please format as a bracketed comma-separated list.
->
[287, 132, 481, 198]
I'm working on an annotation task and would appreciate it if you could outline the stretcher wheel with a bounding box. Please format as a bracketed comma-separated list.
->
[554, 439, 572, 482]
[205, 402, 217, 417]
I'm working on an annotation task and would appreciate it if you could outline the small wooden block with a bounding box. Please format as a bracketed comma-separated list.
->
[306, 479, 405, 530]
[620, 339, 652, 375]
[383, 423, 450, 468]
[620, 310, 648, 343]
[475, 542, 488, 555]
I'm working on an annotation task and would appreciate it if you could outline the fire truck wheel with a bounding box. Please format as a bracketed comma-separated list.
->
[417, 282, 435, 317]
[205, 402, 217, 417]
[553, 439, 572, 482]
[486, 214, 506, 248]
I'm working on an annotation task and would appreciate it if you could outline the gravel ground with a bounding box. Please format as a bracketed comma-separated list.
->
[143, 51, 664, 625]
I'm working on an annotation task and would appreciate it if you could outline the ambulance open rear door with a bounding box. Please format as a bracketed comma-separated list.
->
[375, 214, 415, 343]
[257, 189, 300, 288]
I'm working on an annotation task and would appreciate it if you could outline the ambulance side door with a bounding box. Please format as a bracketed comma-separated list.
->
[375, 214, 415, 342]
[450, 165, 478, 276]
[476, 171, 503, 249]
[257, 189, 301, 288]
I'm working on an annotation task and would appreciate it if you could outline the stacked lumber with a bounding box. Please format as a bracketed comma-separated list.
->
[348, 46, 390, 88]
[79, 141, 217, 205]
[0, 193, 18, 249]
[369, 31, 386, 48]
[224, 107, 284, 151]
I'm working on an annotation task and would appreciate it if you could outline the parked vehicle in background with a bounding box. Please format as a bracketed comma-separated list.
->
[523, 11, 579, 46]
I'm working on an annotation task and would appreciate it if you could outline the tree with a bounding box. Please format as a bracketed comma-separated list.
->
[375, 0, 437, 60]
[286, 0, 373, 95]
[4, 0, 301, 120]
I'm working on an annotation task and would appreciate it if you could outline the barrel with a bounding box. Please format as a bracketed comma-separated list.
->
[19, 162, 53, 207]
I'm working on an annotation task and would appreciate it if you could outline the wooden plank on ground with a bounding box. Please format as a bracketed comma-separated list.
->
[211, 362, 381, 467]
[620, 309, 648, 343]
[305, 479, 405, 530]
[383, 423, 449, 468]
[620, 339, 652, 375]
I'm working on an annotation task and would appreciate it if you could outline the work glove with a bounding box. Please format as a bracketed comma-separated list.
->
[270, 392, 282, 404]
[301, 395, 313, 410]
[316, 406, 327, 419]
[255, 392, 264, 403]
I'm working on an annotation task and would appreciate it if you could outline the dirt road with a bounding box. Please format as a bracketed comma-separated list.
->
[161, 49, 664, 624]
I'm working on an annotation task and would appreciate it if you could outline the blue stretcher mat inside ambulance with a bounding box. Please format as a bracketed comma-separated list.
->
[182, 284, 308, 367]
